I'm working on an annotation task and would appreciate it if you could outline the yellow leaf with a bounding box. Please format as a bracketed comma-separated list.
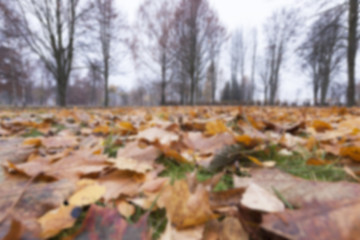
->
[235, 135, 256, 148]
[109, 157, 153, 174]
[38, 205, 77, 239]
[117, 200, 135, 218]
[340, 146, 360, 162]
[306, 136, 317, 151]
[69, 183, 105, 206]
[246, 156, 263, 167]
[205, 120, 227, 136]
[118, 121, 137, 134]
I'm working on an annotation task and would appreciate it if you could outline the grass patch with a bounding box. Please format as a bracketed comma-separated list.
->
[22, 128, 44, 138]
[255, 144, 348, 182]
[103, 135, 122, 158]
[157, 156, 195, 182]
[53, 124, 66, 133]
[148, 209, 167, 240]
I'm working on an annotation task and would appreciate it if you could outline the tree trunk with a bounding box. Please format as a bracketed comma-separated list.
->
[57, 80, 67, 107]
[160, 54, 167, 105]
[104, 60, 109, 107]
[190, 75, 195, 105]
[347, 0, 358, 106]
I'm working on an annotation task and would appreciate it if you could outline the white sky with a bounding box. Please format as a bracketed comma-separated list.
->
[112, 0, 343, 103]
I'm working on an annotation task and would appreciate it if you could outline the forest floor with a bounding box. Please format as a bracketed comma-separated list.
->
[0, 106, 359, 239]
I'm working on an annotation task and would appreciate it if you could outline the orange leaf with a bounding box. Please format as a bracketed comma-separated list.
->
[306, 158, 331, 166]
[312, 120, 332, 132]
[93, 125, 110, 135]
[340, 146, 360, 162]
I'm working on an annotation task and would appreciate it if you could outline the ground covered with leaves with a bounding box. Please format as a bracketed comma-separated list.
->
[1, 106, 360, 239]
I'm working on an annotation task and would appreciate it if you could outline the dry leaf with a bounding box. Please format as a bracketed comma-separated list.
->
[240, 183, 285, 213]
[234, 169, 360, 208]
[69, 183, 105, 207]
[159, 180, 215, 229]
[37, 205, 78, 239]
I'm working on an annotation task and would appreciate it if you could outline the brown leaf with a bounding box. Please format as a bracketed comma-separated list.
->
[7, 151, 108, 180]
[183, 132, 235, 156]
[1, 219, 22, 240]
[70, 205, 127, 240]
[42, 136, 78, 149]
[98, 170, 145, 201]
[234, 169, 360, 208]
[0, 179, 75, 236]
[160, 222, 204, 240]
[159, 180, 215, 229]
[138, 127, 179, 145]
[262, 199, 360, 240]
[117, 141, 160, 165]
[203, 217, 249, 240]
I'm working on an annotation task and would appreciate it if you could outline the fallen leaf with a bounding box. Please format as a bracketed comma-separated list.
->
[117, 141, 160, 165]
[234, 169, 360, 208]
[160, 222, 204, 240]
[0, 179, 75, 236]
[340, 146, 360, 162]
[138, 127, 179, 145]
[203, 217, 249, 240]
[117, 200, 135, 218]
[306, 158, 332, 166]
[42, 136, 78, 149]
[69, 183, 105, 207]
[159, 180, 215, 229]
[240, 183, 285, 213]
[70, 205, 127, 240]
[205, 120, 228, 136]
[98, 170, 145, 201]
[262, 199, 360, 240]
[37, 205, 78, 239]
[109, 157, 153, 174]
[312, 120, 333, 132]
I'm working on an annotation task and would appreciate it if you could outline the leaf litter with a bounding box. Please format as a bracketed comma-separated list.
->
[0, 106, 360, 239]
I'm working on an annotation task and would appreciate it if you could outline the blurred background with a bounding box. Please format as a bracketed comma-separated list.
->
[0, 0, 358, 107]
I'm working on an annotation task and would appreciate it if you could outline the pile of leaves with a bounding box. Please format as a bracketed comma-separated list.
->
[1, 106, 360, 239]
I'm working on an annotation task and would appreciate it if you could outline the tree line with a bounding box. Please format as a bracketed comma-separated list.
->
[0, 0, 358, 107]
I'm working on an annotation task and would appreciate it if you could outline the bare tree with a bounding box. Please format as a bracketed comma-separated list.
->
[135, 0, 177, 106]
[299, 8, 345, 105]
[263, 8, 300, 105]
[93, 0, 126, 107]
[347, 0, 358, 106]
[2, 0, 92, 106]
[173, 0, 225, 105]
[250, 29, 258, 102]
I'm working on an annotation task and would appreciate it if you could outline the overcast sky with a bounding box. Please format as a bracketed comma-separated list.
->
[113, 0, 347, 103]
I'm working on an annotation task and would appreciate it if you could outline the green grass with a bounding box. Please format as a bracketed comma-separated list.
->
[157, 156, 195, 182]
[148, 209, 167, 240]
[22, 128, 44, 138]
[103, 135, 123, 158]
[254, 144, 348, 182]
